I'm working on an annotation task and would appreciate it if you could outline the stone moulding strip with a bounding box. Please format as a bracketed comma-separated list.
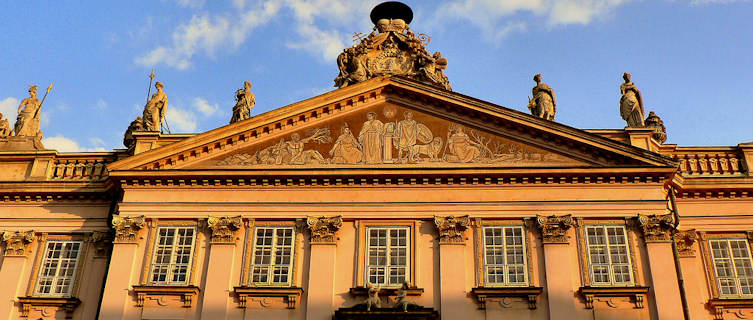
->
[707, 298, 753, 320]
[470, 286, 543, 310]
[131, 285, 200, 308]
[578, 286, 649, 309]
[233, 287, 304, 309]
[17, 296, 81, 318]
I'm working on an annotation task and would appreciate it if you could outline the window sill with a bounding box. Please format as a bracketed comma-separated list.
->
[708, 298, 753, 320]
[349, 286, 424, 297]
[470, 286, 543, 309]
[17, 296, 81, 318]
[579, 286, 649, 309]
[131, 285, 200, 308]
[233, 286, 303, 309]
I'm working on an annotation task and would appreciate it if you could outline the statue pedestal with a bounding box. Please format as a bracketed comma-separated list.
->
[0, 136, 45, 151]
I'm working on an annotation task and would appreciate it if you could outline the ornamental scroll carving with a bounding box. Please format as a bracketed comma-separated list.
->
[536, 214, 574, 244]
[637, 214, 675, 242]
[434, 215, 470, 244]
[306, 216, 343, 243]
[112, 216, 146, 243]
[207, 216, 243, 244]
[2, 230, 35, 256]
[674, 229, 697, 257]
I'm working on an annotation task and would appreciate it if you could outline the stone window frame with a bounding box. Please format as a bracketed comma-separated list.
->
[139, 219, 202, 287]
[355, 220, 419, 289]
[575, 218, 643, 288]
[473, 218, 535, 288]
[699, 232, 753, 299]
[240, 220, 306, 288]
[26, 233, 90, 299]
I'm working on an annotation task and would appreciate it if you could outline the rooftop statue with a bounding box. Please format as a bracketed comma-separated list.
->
[620, 72, 645, 127]
[527, 74, 556, 121]
[230, 80, 255, 124]
[13, 84, 51, 138]
[0, 113, 10, 137]
[334, 1, 451, 90]
[142, 81, 168, 132]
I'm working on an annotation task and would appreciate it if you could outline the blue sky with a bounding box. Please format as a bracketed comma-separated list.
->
[1, 0, 751, 152]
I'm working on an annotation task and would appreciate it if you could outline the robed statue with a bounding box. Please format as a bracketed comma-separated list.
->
[230, 80, 255, 124]
[527, 74, 556, 121]
[13, 85, 47, 137]
[142, 81, 168, 132]
[619, 72, 645, 127]
[0, 113, 10, 137]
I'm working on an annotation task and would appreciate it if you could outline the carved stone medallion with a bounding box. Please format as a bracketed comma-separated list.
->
[112, 216, 146, 243]
[674, 229, 697, 257]
[434, 215, 470, 244]
[536, 214, 574, 244]
[306, 216, 343, 243]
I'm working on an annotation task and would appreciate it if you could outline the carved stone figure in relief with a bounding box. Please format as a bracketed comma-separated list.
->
[285, 132, 327, 165]
[359, 112, 385, 164]
[13, 85, 43, 137]
[142, 81, 168, 132]
[330, 124, 363, 164]
[0, 113, 10, 137]
[395, 111, 433, 162]
[444, 125, 480, 163]
[230, 80, 255, 124]
[527, 74, 556, 121]
[619, 73, 645, 127]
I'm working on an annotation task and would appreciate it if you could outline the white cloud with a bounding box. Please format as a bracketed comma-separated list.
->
[165, 106, 198, 132]
[692, 0, 751, 4]
[174, 0, 205, 8]
[193, 97, 219, 116]
[0, 97, 19, 122]
[96, 99, 107, 110]
[42, 135, 107, 152]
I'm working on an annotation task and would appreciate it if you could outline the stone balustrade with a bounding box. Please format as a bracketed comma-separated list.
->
[672, 149, 747, 176]
[48, 157, 111, 180]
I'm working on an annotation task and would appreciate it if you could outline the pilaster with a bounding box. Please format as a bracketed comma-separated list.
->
[435, 215, 470, 319]
[536, 215, 577, 320]
[201, 216, 242, 320]
[305, 216, 342, 320]
[637, 214, 684, 319]
[99, 216, 145, 320]
[0, 231, 35, 320]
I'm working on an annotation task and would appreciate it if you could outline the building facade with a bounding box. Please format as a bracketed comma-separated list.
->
[1, 3, 753, 320]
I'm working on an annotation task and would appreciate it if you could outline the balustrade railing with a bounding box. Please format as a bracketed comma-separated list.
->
[672, 150, 747, 176]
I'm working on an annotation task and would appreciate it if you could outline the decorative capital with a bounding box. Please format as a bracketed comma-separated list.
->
[536, 214, 574, 244]
[674, 229, 698, 257]
[112, 216, 146, 243]
[306, 216, 343, 243]
[637, 214, 675, 242]
[2, 230, 35, 256]
[207, 216, 243, 244]
[434, 215, 470, 244]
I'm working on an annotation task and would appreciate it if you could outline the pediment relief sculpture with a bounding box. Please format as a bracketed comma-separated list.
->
[209, 105, 581, 168]
[334, 2, 451, 90]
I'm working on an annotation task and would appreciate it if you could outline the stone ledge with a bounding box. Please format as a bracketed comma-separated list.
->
[471, 286, 543, 309]
[334, 306, 439, 320]
[131, 285, 200, 308]
[579, 286, 649, 309]
[708, 298, 753, 320]
[17, 296, 80, 318]
[233, 286, 303, 309]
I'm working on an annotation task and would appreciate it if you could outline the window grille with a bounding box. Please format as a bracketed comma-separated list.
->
[148, 227, 196, 285]
[482, 226, 527, 286]
[585, 225, 634, 286]
[250, 227, 295, 286]
[35, 241, 83, 296]
[710, 239, 753, 297]
[366, 227, 409, 286]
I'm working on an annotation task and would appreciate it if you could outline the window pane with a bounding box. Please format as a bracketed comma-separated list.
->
[366, 227, 410, 286]
[250, 227, 295, 285]
[149, 227, 196, 285]
[35, 241, 82, 296]
[587, 226, 633, 285]
[482, 226, 527, 286]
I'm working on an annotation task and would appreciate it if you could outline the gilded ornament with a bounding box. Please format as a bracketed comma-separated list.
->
[112, 215, 146, 243]
[306, 216, 343, 243]
[207, 216, 243, 244]
[434, 215, 470, 244]
[2, 230, 35, 257]
[536, 214, 573, 243]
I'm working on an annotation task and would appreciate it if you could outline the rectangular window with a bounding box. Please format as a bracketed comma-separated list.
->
[366, 226, 409, 287]
[250, 227, 295, 286]
[483, 226, 527, 286]
[585, 225, 633, 286]
[710, 239, 753, 297]
[148, 227, 196, 285]
[35, 241, 83, 296]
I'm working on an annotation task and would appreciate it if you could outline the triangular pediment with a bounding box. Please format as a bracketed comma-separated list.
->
[107, 76, 676, 173]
